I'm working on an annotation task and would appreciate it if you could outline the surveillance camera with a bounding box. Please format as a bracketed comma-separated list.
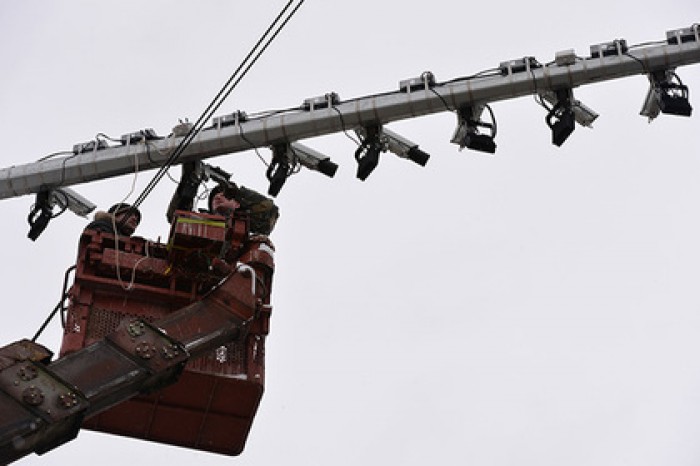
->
[49, 187, 96, 217]
[570, 100, 599, 128]
[382, 128, 430, 166]
[356, 127, 430, 166]
[540, 91, 599, 127]
[289, 142, 338, 178]
[382, 128, 417, 156]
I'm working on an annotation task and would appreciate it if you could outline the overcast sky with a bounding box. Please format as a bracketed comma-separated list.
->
[2, 1, 700, 465]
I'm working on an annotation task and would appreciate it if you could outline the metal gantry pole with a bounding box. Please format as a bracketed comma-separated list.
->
[1, 28, 699, 200]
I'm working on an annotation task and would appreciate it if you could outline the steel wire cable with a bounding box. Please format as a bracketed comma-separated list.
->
[129, 0, 306, 212]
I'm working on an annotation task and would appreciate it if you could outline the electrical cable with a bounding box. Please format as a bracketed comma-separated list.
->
[442, 68, 501, 84]
[144, 140, 157, 165]
[484, 104, 497, 138]
[247, 106, 300, 119]
[31, 265, 76, 342]
[528, 57, 542, 97]
[430, 86, 453, 112]
[672, 71, 685, 87]
[112, 151, 142, 291]
[145, 141, 179, 183]
[130, 1, 300, 207]
[58, 152, 79, 186]
[239, 124, 270, 167]
[36, 151, 74, 162]
[287, 146, 302, 175]
[115, 240, 152, 292]
[96, 132, 121, 144]
[528, 59, 553, 112]
[58, 265, 75, 328]
[31, 300, 62, 343]
[332, 106, 362, 146]
[534, 93, 552, 111]
[628, 40, 666, 49]
[623, 52, 649, 73]
[128, 0, 306, 214]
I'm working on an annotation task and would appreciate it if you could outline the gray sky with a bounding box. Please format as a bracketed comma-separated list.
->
[2, 1, 700, 465]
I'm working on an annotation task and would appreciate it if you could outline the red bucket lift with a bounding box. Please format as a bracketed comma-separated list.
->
[59, 210, 274, 456]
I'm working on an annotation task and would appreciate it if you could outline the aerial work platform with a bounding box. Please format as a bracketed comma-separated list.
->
[60, 209, 274, 455]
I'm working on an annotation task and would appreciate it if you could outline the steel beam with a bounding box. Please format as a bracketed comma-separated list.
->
[1, 33, 699, 200]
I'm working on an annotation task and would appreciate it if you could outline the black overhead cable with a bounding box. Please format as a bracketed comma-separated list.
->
[129, 0, 306, 212]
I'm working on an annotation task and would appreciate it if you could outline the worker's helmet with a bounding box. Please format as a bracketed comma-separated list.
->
[108, 203, 141, 223]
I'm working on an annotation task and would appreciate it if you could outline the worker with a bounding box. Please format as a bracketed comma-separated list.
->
[208, 183, 241, 217]
[85, 203, 141, 236]
[166, 161, 200, 223]
[208, 183, 279, 236]
[165, 160, 279, 236]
